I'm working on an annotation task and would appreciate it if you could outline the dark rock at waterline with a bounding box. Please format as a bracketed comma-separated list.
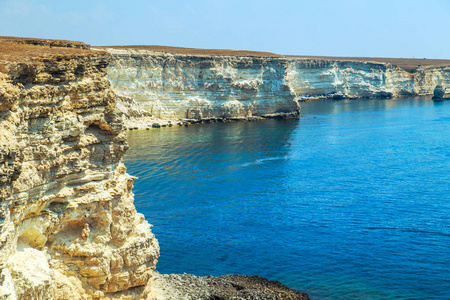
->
[375, 91, 393, 99]
[230, 117, 245, 122]
[152, 273, 312, 300]
[140, 113, 301, 132]
[432, 85, 445, 100]
[332, 91, 345, 100]
[261, 112, 300, 119]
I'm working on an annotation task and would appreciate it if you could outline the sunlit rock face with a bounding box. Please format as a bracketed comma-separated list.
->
[105, 49, 299, 121]
[0, 53, 159, 299]
[104, 49, 450, 125]
[413, 66, 450, 95]
[286, 60, 450, 98]
[286, 60, 411, 97]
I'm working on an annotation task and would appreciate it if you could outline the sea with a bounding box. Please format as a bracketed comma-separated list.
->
[124, 98, 449, 300]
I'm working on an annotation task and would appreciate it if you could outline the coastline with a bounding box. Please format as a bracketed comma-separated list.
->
[0, 36, 310, 299]
[1, 36, 449, 299]
[102, 46, 450, 131]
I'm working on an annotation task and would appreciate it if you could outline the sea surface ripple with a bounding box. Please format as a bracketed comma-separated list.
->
[124, 98, 449, 300]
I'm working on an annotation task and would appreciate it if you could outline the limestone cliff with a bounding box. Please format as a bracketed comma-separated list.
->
[286, 59, 450, 98]
[0, 38, 159, 299]
[101, 47, 450, 128]
[102, 48, 300, 128]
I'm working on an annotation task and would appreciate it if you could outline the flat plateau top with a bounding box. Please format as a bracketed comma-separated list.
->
[2, 37, 449, 72]
[101, 45, 450, 72]
[96, 45, 284, 57]
[0, 36, 94, 65]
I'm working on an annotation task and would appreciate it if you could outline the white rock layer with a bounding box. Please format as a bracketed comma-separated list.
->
[103, 49, 300, 124]
[102, 48, 450, 125]
[286, 59, 450, 98]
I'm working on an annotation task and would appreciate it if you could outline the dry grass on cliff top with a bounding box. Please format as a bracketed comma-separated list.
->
[3, 37, 449, 73]
[97, 45, 284, 57]
[0, 36, 94, 66]
[101, 45, 450, 72]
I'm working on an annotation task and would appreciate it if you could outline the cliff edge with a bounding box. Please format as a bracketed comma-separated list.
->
[98, 47, 300, 129]
[0, 37, 159, 299]
[96, 45, 450, 129]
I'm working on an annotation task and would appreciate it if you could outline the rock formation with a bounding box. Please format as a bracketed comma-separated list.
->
[0, 38, 159, 299]
[432, 85, 447, 100]
[286, 59, 449, 99]
[102, 48, 300, 129]
[99, 47, 450, 129]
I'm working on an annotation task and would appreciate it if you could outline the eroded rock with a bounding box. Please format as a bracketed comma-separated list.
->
[0, 49, 159, 299]
[432, 85, 446, 99]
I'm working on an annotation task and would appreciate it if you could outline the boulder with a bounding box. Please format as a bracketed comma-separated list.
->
[433, 85, 445, 99]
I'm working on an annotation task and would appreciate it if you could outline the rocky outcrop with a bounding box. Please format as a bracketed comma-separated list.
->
[432, 84, 449, 100]
[150, 273, 312, 300]
[287, 60, 450, 99]
[0, 41, 159, 299]
[433, 85, 445, 98]
[102, 49, 300, 128]
[0, 36, 89, 50]
[101, 48, 450, 128]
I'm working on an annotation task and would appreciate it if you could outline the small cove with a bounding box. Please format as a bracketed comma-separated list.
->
[124, 98, 450, 299]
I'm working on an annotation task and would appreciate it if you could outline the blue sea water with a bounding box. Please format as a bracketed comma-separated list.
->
[124, 98, 450, 300]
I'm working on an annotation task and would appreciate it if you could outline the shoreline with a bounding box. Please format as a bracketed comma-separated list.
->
[123, 111, 300, 131]
[121, 95, 448, 131]
[1, 36, 449, 299]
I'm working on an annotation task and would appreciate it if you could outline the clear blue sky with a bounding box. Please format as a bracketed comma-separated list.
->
[1, 0, 449, 58]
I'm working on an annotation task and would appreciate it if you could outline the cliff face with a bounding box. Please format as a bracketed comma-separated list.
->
[286, 59, 450, 98]
[105, 49, 299, 124]
[0, 40, 159, 299]
[103, 48, 450, 127]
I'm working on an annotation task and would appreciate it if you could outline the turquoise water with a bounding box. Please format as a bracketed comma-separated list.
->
[124, 98, 450, 299]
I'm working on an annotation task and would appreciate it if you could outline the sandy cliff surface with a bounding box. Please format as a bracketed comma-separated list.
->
[0, 37, 159, 299]
[99, 46, 450, 129]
